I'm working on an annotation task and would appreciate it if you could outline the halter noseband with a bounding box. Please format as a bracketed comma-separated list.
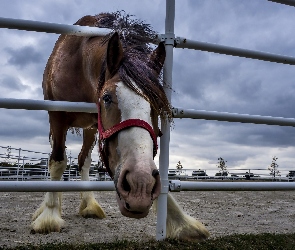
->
[97, 101, 160, 179]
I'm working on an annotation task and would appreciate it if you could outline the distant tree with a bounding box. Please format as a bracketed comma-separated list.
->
[268, 156, 280, 180]
[23, 163, 33, 168]
[176, 161, 183, 170]
[217, 157, 228, 176]
[0, 161, 14, 167]
[176, 161, 183, 175]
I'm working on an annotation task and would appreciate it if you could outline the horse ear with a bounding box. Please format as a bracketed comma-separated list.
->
[106, 32, 123, 78]
[149, 42, 166, 76]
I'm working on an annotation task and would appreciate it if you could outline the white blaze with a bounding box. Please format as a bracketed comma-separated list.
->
[116, 81, 153, 159]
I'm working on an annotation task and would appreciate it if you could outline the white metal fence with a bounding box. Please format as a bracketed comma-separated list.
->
[0, 145, 110, 181]
[0, 145, 49, 181]
[0, 0, 295, 240]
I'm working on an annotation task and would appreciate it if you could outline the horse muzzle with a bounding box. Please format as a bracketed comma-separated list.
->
[115, 167, 161, 218]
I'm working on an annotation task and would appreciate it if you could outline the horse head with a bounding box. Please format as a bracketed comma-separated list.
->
[98, 32, 167, 218]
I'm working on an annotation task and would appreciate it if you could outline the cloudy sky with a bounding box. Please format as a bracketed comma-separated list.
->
[0, 0, 294, 176]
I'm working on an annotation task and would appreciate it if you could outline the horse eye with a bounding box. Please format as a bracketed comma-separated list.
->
[102, 94, 112, 104]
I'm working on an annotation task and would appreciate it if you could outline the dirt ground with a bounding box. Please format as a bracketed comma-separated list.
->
[0, 188, 295, 248]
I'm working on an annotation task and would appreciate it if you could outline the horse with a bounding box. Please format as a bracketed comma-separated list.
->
[32, 12, 209, 241]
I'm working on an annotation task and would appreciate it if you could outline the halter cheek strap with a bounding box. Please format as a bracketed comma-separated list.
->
[97, 101, 160, 179]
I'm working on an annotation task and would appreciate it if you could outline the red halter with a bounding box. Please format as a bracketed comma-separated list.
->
[97, 101, 160, 179]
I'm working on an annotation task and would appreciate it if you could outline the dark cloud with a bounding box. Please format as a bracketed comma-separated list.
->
[0, 75, 31, 97]
[0, 110, 48, 139]
[179, 117, 295, 145]
[5, 46, 43, 68]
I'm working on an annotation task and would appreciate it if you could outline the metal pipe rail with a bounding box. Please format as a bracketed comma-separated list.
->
[1, 17, 294, 66]
[169, 180, 295, 192]
[2, 98, 295, 127]
[173, 108, 295, 127]
[175, 37, 295, 65]
[0, 145, 49, 155]
[0, 17, 111, 36]
[0, 98, 97, 113]
[2, 180, 294, 192]
[0, 181, 115, 192]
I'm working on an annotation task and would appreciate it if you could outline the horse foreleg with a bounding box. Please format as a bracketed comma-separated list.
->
[32, 114, 67, 233]
[79, 128, 106, 219]
[31, 158, 67, 233]
[153, 193, 209, 241]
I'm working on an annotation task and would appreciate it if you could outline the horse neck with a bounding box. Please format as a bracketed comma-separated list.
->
[82, 38, 107, 91]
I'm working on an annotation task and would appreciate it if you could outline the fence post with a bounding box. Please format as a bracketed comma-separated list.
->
[156, 0, 175, 241]
[17, 148, 21, 181]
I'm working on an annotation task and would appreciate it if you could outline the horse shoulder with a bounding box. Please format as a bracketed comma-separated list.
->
[43, 35, 86, 101]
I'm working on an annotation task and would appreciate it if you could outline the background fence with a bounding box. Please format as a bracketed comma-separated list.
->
[0, 145, 110, 181]
[0, 0, 295, 240]
[0, 145, 49, 181]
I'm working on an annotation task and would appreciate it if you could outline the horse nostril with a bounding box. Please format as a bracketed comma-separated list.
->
[151, 169, 161, 200]
[125, 202, 131, 210]
[152, 169, 159, 178]
[122, 172, 131, 192]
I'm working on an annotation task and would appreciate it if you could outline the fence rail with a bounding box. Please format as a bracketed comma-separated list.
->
[1, 180, 295, 192]
[176, 37, 295, 65]
[0, 181, 115, 192]
[169, 180, 295, 192]
[1, 15, 294, 65]
[2, 98, 295, 127]
[0, 17, 111, 36]
[173, 108, 295, 127]
[0, 98, 97, 113]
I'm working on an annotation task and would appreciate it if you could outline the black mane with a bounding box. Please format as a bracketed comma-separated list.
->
[95, 12, 158, 49]
[93, 12, 172, 121]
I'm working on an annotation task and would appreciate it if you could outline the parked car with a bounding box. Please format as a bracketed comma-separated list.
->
[192, 170, 207, 176]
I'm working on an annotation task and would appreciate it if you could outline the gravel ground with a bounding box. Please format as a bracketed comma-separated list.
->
[0, 188, 295, 248]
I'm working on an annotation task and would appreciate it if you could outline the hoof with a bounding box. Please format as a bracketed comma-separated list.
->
[175, 224, 209, 241]
[79, 199, 106, 219]
[31, 208, 64, 234]
[32, 204, 45, 222]
[167, 215, 210, 241]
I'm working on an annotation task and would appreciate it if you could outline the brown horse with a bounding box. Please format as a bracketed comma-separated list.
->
[32, 12, 209, 241]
